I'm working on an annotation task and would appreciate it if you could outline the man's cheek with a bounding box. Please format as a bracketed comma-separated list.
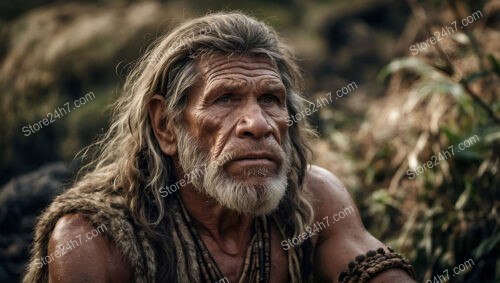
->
[280, 117, 291, 141]
[269, 111, 291, 138]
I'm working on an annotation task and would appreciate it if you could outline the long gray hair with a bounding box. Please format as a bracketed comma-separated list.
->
[75, 12, 316, 282]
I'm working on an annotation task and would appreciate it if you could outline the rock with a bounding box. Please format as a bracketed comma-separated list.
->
[0, 162, 70, 283]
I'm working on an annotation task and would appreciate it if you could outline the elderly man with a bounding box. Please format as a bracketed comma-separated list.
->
[24, 12, 416, 283]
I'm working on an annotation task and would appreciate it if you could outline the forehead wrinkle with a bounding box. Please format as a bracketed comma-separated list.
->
[200, 55, 280, 79]
[197, 55, 285, 100]
[205, 70, 282, 88]
[204, 65, 281, 82]
[204, 77, 248, 97]
[204, 74, 285, 98]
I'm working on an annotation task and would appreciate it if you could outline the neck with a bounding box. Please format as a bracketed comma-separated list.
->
[178, 183, 254, 255]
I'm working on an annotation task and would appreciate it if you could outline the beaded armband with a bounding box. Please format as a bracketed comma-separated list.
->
[338, 247, 416, 283]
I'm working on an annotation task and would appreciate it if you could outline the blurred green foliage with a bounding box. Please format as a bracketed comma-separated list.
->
[360, 1, 499, 281]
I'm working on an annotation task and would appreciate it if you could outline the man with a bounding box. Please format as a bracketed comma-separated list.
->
[23, 12, 416, 282]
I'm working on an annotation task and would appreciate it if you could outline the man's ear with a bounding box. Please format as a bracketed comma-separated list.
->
[148, 95, 177, 156]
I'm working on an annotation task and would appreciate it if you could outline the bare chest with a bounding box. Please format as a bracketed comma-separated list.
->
[203, 224, 289, 283]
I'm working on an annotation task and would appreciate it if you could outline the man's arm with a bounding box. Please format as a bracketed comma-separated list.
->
[306, 165, 416, 283]
[47, 214, 132, 283]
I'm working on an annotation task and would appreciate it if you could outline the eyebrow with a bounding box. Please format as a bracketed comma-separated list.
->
[203, 79, 246, 99]
[203, 78, 286, 99]
[260, 81, 286, 94]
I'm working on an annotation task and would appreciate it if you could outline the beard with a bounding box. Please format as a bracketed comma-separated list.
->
[175, 127, 291, 216]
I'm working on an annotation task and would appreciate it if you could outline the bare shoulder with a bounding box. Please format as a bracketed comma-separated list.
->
[304, 165, 359, 227]
[304, 165, 416, 282]
[47, 214, 132, 283]
[304, 165, 345, 192]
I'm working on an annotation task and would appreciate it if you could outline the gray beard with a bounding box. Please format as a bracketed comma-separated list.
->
[175, 127, 291, 216]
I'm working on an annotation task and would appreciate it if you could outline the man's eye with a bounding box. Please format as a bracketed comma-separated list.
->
[215, 94, 232, 103]
[261, 94, 279, 104]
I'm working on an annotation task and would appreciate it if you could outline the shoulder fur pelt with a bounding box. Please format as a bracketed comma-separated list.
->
[22, 187, 156, 282]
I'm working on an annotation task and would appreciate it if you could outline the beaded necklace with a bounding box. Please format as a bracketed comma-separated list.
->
[176, 195, 272, 282]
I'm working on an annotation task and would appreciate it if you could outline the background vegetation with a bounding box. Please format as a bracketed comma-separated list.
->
[0, 0, 498, 282]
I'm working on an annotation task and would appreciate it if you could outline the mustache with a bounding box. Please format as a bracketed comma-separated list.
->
[216, 139, 288, 166]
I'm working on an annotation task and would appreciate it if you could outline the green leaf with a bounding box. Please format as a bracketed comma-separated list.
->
[415, 80, 464, 99]
[472, 231, 500, 259]
[484, 127, 500, 144]
[378, 57, 436, 81]
[455, 183, 471, 210]
[463, 70, 491, 84]
[487, 54, 500, 76]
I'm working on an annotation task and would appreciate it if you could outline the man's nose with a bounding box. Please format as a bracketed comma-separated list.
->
[235, 102, 273, 139]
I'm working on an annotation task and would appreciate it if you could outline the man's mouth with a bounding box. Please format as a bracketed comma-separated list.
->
[227, 151, 279, 171]
[232, 152, 277, 163]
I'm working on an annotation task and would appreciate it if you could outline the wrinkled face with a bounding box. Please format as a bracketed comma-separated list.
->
[176, 53, 292, 215]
